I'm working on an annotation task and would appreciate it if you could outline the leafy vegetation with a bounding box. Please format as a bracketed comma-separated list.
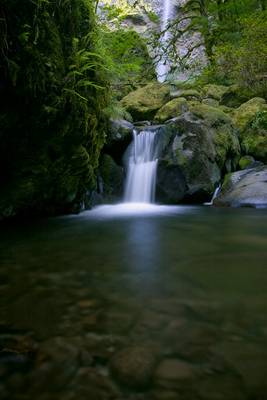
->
[0, 0, 109, 217]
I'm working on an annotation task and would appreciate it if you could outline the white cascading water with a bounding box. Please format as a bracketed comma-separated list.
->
[124, 130, 158, 203]
[156, 0, 175, 82]
[204, 185, 221, 206]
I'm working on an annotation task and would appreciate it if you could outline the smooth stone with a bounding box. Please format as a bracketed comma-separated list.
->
[110, 346, 157, 389]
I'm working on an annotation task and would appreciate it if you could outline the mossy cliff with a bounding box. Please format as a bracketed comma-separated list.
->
[0, 0, 109, 219]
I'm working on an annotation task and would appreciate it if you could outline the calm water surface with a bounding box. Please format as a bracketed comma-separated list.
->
[0, 205, 267, 400]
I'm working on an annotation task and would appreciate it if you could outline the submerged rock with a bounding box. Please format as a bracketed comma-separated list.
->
[110, 346, 157, 389]
[214, 166, 267, 208]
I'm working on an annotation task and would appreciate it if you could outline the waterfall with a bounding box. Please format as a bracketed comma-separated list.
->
[204, 185, 221, 206]
[156, 0, 175, 82]
[124, 130, 158, 203]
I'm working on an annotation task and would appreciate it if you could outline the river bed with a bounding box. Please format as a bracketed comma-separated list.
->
[0, 205, 267, 400]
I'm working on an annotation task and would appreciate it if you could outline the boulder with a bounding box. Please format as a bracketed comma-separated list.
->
[154, 98, 188, 123]
[154, 104, 240, 203]
[110, 346, 157, 389]
[120, 83, 170, 121]
[171, 89, 201, 101]
[202, 84, 229, 101]
[238, 155, 256, 170]
[98, 154, 124, 201]
[233, 99, 267, 162]
[214, 166, 267, 208]
[232, 98, 267, 131]
[105, 119, 134, 165]
[202, 98, 219, 107]
[220, 84, 249, 108]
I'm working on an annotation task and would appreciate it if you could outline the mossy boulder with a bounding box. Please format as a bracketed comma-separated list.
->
[171, 89, 202, 101]
[120, 83, 170, 121]
[220, 85, 250, 108]
[202, 84, 229, 101]
[154, 104, 240, 203]
[189, 103, 233, 126]
[202, 98, 219, 107]
[232, 98, 267, 131]
[232, 99, 267, 162]
[214, 167, 267, 208]
[241, 110, 267, 163]
[154, 98, 188, 123]
[98, 154, 124, 201]
[238, 155, 256, 170]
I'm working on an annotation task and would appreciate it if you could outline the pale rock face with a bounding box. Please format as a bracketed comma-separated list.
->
[98, 0, 207, 81]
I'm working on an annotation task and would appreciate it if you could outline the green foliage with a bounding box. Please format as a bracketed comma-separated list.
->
[0, 0, 109, 217]
[101, 28, 155, 99]
[210, 11, 267, 98]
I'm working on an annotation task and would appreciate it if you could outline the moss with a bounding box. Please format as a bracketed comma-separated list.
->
[233, 98, 267, 131]
[202, 98, 219, 107]
[0, 0, 109, 218]
[202, 84, 229, 101]
[154, 98, 188, 123]
[176, 89, 202, 100]
[220, 85, 251, 108]
[120, 82, 170, 121]
[189, 103, 232, 126]
[102, 29, 155, 99]
[239, 156, 255, 170]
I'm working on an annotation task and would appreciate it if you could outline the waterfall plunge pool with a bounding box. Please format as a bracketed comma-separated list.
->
[1, 205, 267, 400]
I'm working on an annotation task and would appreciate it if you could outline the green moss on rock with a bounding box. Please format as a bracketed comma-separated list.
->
[154, 98, 188, 123]
[120, 82, 170, 121]
[189, 103, 232, 126]
[233, 98, 267, 131]
[239, 156, 255, 170]
[202, 84, 229, 101]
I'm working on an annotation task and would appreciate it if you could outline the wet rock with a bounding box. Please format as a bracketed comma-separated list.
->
[194, 373, 246, 400]
[98, 154, 124, 201]
[214, 166, 267, 208]
[156, 160, 187, 203]
[154, 359, 195, 390]
[170, 321, 220, 362]
[211, 341, 267, 393]
[30, 337, 79, 391]
[69, 367, 120, 400]
[105, 119, 133, 165]
[110, 346, 157, 389]
[155, 105, 240, 203]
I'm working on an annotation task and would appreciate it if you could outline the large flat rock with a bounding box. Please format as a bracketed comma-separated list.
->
[214, 166, 267, 208]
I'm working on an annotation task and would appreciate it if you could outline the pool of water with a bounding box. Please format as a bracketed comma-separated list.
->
[0, 204, 267, 400]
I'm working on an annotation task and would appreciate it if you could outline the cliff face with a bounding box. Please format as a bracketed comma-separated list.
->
[98, 0, 207, 82]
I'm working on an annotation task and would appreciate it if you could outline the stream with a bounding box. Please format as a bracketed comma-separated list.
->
[1, 205, 267, 399]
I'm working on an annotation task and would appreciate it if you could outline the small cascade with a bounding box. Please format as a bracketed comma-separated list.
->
[124, 130, 158, 203]
[204, 185, 221, 206]
[156, 0, 175, 82]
